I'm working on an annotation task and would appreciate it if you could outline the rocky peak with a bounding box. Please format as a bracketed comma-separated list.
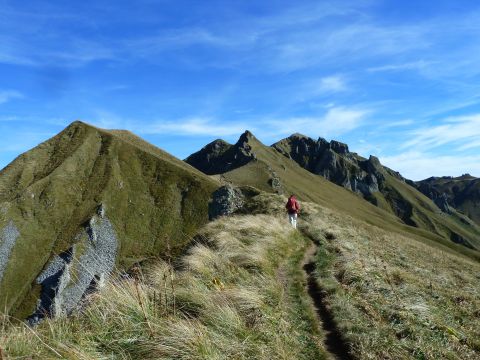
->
[205, 139, 232, 154]
[330, 140, 349, 154]
[186, 131, 258, 175]
[365, 155, 383, 174]
[238, 130, 255, 143]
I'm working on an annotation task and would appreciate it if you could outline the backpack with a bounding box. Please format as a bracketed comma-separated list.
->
[286, 197, 298, 213]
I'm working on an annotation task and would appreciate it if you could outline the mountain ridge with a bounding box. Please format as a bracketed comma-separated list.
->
[186, 131, 480, 252]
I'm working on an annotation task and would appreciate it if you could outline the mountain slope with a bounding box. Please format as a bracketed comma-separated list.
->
[0, 121, 218, 319]
[271, 133, 480, 250]
[416, 175, 480, 224]
[186, 132, 480, 254]
[3, 192, 479, 359]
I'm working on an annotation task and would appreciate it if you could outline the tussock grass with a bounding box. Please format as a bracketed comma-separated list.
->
[301, 202, 480, 359]
[1, 214, 326, 359]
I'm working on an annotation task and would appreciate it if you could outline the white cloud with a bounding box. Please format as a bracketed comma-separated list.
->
[367, 60, 433, 73]
[264, 106, 368, 138]
[139, 118, 252, 137]
[381, 151, 480, 181]
[317, 75, 347, 93]
[89, 110, 248, 137]
[402, 114, 480, 151]
[0, 90, 23, 104]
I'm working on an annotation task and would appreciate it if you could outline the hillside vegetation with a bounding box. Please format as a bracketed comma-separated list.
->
[1, 195, 326, 359]
[0, 121, 217, 318]
[301, 201, 480, 359]
[2, 192, 479, 359]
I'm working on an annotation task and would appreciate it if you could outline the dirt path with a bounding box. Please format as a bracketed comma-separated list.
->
[301, 241, 354, 360]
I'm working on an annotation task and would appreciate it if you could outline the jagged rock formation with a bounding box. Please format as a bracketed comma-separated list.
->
[0, 121, 218, 318]
[185, 131, 257, 175]
[271, 134, 424, 223]
[272, 134, 395, 198]
[415, 175, 480, 223]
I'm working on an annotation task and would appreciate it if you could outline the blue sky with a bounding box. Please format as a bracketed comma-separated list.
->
[1, 0, 480, 180]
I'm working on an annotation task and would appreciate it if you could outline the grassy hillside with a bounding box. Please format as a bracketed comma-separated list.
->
[2, 192, 478, 359]
[300, 201, 480, 359]
[1, 197, 327, 359]
[271, 134, 480, 251]
[0, 121, 218, 318]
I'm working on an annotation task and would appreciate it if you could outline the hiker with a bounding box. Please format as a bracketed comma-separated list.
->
[286, 194, 300, 229]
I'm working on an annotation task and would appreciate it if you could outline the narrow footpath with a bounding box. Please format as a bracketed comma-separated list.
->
[301, 240, 354, 360]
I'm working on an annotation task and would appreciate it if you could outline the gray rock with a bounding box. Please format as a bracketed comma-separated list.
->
[209, 185, 245, 220]
[28, 214, 118, 324]
[330, 140, 349, 154]
[268, 171, 283, 194]
[434, 194, 451, 214]
[0, 221, 20, 283]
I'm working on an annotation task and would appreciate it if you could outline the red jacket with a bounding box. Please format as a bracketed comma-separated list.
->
[286, 196, 300, 214]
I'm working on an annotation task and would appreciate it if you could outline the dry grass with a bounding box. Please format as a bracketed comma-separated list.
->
[2, 193, 479, 359]
[301, 202, 480, 359]
[0, 214, 325, 359]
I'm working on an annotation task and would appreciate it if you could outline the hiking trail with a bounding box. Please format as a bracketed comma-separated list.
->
[301, 236, 354, 360]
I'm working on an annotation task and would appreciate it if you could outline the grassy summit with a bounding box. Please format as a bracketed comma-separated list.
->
[0, 121, 217, 318]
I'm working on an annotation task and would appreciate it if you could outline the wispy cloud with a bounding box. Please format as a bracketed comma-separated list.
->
[381, 151, 480, 180]
[367, 60, 434, 73]
[0, 90, 23, 104]
[402, 114, 480, 151]
[139, 118, 251, 137]
[264, 106, 369, 138]
[316, 75, 348, 93]
[88, 105, 368, 140]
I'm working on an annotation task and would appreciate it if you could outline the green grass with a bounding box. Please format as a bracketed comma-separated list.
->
[300, 201, 480, 359]
[2, 191, 479, 359]
[1, 210, 327, 359]
[0, 121, 218, 317]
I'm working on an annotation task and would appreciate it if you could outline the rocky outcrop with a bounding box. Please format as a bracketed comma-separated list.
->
[272, 135, 386, 198]
[209, 185, 245, 220]
[0, 221, 20, 283]
[415, 176, 480, 218]
[183, 139, 232, 175]
[28, 214, 117, 324]
[434, 194, 451, 214]
[186, 131, 257, 175]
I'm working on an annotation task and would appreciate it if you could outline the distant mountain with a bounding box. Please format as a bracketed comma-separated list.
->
[415, 175, 480, 224]
[187, 132, 480, 252]
[0, 121, 217, 320]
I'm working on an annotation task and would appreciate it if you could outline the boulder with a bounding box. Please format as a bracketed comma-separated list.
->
[209, 185, 245, 220]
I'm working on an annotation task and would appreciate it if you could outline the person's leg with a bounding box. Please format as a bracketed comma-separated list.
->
[293, 213, 297, 229]
[288, 213, 294, 227]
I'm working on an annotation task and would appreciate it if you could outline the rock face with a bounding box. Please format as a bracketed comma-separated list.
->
[415, 176, 480, 223]
[28, 214, 117, 324]
[0, 121, 217, 318]
[185, 131, 257, 175]
[272, 134, 390, 198]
